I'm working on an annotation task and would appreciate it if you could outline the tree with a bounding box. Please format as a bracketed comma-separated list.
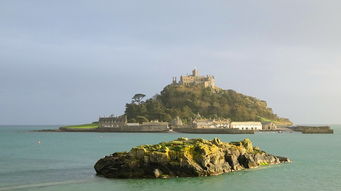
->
[124, 84, 285, 123]
[136, 116, 149, 123]
[132, 94, 146, 104]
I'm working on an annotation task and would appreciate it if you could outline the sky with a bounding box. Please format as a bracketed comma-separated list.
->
[1, 0, 341, 125]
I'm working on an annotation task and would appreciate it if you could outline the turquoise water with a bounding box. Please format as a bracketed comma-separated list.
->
[1, 125, 341, 191]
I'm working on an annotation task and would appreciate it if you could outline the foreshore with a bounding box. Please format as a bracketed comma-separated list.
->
[32, 125, 334, 134]
[33, 128, 253, 134]
[33, 127, 289, 134]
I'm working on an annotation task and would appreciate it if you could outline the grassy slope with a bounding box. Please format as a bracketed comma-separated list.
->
[61, 123, 98, 129]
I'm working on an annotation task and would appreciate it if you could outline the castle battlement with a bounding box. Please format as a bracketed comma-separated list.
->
[173, 69, 216, 88]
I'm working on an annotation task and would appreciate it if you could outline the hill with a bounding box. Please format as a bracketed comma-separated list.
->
[125, 84, 292, 126]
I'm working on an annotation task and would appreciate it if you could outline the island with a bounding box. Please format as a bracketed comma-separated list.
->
[94, 137, 291, 178]
[38, 69, 332, 134]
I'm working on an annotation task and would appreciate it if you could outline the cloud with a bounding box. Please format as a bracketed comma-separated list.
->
[1, 0, 341, 124]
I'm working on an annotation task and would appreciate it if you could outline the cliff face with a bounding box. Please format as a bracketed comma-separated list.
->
[94, 138, 290, 178]
[125, 84, 292, 125]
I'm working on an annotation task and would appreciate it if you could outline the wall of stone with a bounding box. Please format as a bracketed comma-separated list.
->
[96, 125, 169, 132]
[294, 126, 333, 134]
[172, 128, 254, 134]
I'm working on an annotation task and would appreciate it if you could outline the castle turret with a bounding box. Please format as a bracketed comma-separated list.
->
[172, 77, 177, 84]
[192, 69, 199, 76]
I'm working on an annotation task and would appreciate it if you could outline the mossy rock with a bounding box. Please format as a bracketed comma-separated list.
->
[94, 138, 290, 178]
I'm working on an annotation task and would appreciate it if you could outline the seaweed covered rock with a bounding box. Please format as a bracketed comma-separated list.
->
[94, 138, 290, 178]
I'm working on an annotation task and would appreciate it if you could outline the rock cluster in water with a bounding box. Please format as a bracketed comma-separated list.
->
[94, 138, 290, 178]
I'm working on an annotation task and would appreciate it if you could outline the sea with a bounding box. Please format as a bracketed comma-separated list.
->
[0, 125, 341, 191]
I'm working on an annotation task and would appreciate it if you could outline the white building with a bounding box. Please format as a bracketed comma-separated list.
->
[230, 122, 262, 130]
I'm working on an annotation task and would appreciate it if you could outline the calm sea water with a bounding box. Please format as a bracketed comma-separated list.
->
[0, 125, 341, 191]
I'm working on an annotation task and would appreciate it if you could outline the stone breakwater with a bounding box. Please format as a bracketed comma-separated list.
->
[291, 126, 334, 134]
[94, 138, 290, 178]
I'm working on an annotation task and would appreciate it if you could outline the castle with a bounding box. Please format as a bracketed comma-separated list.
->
[172, 69, 216, 88]
[97, 69, 277, 132]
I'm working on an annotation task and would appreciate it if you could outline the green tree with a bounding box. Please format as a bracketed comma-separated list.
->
[124, 83, 287, 124]
[136, 116, 149, 123]
[132, 94, 146, 104]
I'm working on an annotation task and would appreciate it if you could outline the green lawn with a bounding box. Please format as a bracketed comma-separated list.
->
[257, 116, 273, 122]
[61, 123, 99, 129]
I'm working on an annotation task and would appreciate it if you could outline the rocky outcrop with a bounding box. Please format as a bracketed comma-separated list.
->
[292, 126, 334, 134]
[94, 138, 290, 178]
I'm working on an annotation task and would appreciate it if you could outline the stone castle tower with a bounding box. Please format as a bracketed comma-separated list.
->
[173, 69, 216, 88]
[192, 69, 199, 76]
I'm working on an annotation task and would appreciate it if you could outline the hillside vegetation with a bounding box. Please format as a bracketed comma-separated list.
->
[125, 84, 291, 125]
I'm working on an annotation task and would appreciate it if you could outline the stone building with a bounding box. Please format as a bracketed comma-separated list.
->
[192, 118, 230, 128]
[213, 119, 231, 128]
[141, 120, 169, 127]
[171, 116, 183, 127]
[261, 122, 277, 130]
[99, 115, 169, 130]
[173, 69, 216, 88]
[230, 122, 262, 130]
[99, 115, 127, 128]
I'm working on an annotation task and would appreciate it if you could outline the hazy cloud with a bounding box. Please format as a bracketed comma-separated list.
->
[1, 0, 340, 124]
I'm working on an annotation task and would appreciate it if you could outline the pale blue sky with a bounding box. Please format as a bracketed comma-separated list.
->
[1, 0, 341, 125]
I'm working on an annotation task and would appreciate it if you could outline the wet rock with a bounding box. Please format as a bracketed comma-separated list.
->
[276, 156, 291, 163]
[94, 138, 290, 178]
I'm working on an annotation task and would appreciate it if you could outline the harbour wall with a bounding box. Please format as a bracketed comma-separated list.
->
[292, 126, 334, 134]
[172, 128, 254, 134]
[60, 125, 169, 132]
